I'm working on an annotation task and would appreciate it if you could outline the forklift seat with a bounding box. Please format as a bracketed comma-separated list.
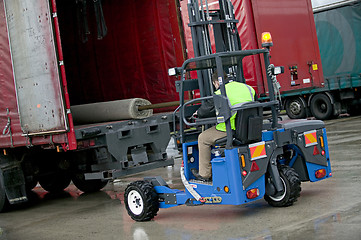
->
[215, 101, 263, 146]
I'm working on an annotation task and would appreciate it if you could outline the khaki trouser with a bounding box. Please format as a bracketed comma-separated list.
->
[198, 126, 227, 178]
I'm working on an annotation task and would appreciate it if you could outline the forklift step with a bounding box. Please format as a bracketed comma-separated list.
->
[189, 179, 213, 185]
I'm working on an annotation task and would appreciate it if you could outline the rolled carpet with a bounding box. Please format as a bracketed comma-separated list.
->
[71, 98, 153, 124]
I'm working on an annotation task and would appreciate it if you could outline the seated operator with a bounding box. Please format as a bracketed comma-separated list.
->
[192, 71, 256, 181]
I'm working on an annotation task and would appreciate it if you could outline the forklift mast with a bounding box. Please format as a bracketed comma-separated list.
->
[175, 0, 280, 145]
[187, 0, 245, 97]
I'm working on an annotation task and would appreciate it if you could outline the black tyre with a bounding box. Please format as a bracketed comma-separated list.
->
[265, 165, 301, 207]
[39, 172, 71, 193]
[72, 173, 108, 193]
[285, 97, 307, 119]
[0, 173, 9, 212]
[25, 179, 38, 191]
[347, 101, 361, 116]
[310, 94, 333, 120]
[124, 181, 159, 221]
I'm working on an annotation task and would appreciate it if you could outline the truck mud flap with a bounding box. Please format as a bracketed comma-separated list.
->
[0, 165, 27, 205]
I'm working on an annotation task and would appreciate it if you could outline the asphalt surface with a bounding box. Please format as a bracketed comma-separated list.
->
[0, 116, 361, 240]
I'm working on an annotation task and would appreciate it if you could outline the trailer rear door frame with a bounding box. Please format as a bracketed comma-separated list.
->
[3, 0, 68, 136]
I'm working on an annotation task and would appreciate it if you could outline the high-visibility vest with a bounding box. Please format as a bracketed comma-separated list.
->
[215, 81, 255, 132]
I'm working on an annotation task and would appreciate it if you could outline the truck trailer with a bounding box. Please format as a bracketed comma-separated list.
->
[311, 0, 361, 118]
[0, 0, 185, 211]
[244, 0, 361, 119]
[181, 0, 361, 120]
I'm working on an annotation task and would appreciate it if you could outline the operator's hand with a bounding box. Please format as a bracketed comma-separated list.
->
[188, 111, 198, 123]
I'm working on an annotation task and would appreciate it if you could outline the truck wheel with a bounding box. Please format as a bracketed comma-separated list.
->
[0, 172, 9, 212]
[25, 179, 38, 191]
[265, 165, 301, 207]
[39, 172, 71, 193]
[310, 94, 333, 120]
[124, 181, 159, 221]
[72, 173, 108, 193]
[285, 97, 306, 119]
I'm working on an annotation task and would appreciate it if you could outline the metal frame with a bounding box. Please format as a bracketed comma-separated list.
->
[187, 0, 243, 97]
[73, 113, 175, 180]
[176, 49, 280, 147]
[3, 0, 69, 137]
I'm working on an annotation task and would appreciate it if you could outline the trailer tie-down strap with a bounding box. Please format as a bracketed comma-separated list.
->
[93, 0, 107, 39]
[180, 166, 203, 201]
[75, 0, 108, 42]
[76, 0, 90, 43]
[2, 108, 13, 147]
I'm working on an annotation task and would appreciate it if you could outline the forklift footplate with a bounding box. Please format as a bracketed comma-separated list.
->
[189, 179, 213, 185]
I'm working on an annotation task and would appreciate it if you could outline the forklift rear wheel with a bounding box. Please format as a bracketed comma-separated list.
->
[124, 181, 159, 221]
[265, 165, 301, 207]
[72, 173, 108, 193]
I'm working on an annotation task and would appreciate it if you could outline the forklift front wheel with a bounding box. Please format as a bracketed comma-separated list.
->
[264, 165, 301, 207]
[124, 181, 159, 221]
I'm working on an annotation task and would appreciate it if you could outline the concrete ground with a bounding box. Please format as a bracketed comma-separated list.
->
[1, 116, 361, 240]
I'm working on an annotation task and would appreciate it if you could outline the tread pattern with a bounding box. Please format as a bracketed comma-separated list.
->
[265, 165, 301, 207]
[124, 180, 159, 221]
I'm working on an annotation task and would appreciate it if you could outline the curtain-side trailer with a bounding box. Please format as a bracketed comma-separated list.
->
[249, 0, 361, 119]
[311, 0, 361, 118]
[0, 0, 185, 211]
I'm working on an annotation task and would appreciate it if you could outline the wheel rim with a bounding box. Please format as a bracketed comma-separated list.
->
[268, 178, 287, 202]
[128, 190, 144, 215]
[286, 97, 306, 119]
[314, 99, 326, 113]
[289, 101, 302, 115]
[319, 102, 327, 112]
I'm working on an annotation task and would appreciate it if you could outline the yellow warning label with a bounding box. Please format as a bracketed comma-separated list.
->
[312, 64, 318, 71]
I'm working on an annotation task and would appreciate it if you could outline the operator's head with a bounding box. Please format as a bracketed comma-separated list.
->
[212, 70, 228, 90]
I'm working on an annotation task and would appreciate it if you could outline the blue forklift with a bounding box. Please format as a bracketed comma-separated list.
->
[124, 0, 332, 221]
